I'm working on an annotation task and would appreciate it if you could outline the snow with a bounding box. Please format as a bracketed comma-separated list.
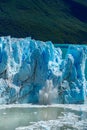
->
[0, 36, 87, 104]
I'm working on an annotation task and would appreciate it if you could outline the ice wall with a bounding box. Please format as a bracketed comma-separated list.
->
[0, 36, 87, 104]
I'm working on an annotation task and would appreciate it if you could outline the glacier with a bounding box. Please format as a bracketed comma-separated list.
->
[0, 36, 87, 104]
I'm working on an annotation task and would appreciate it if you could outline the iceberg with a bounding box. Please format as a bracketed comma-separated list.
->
[0, 36, 87, 104]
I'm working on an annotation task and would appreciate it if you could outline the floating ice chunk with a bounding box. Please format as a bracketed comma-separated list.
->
[16, 112, 87, 130]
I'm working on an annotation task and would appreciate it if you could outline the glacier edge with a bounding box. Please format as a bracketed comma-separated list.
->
[0, 36, 87, 104]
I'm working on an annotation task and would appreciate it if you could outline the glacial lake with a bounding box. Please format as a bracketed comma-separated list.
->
[0, 104, 87, 130]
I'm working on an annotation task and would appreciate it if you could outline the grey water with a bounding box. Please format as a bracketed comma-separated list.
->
[0, 105, 87, 130]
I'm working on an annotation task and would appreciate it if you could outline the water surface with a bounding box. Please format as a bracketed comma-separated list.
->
[0, 104, 87, 130]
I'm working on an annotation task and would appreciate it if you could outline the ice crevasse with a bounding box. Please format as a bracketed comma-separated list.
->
[0, 36, 87, 104]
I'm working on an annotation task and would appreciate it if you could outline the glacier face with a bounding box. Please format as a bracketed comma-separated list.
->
[0, 36, 87, 104]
